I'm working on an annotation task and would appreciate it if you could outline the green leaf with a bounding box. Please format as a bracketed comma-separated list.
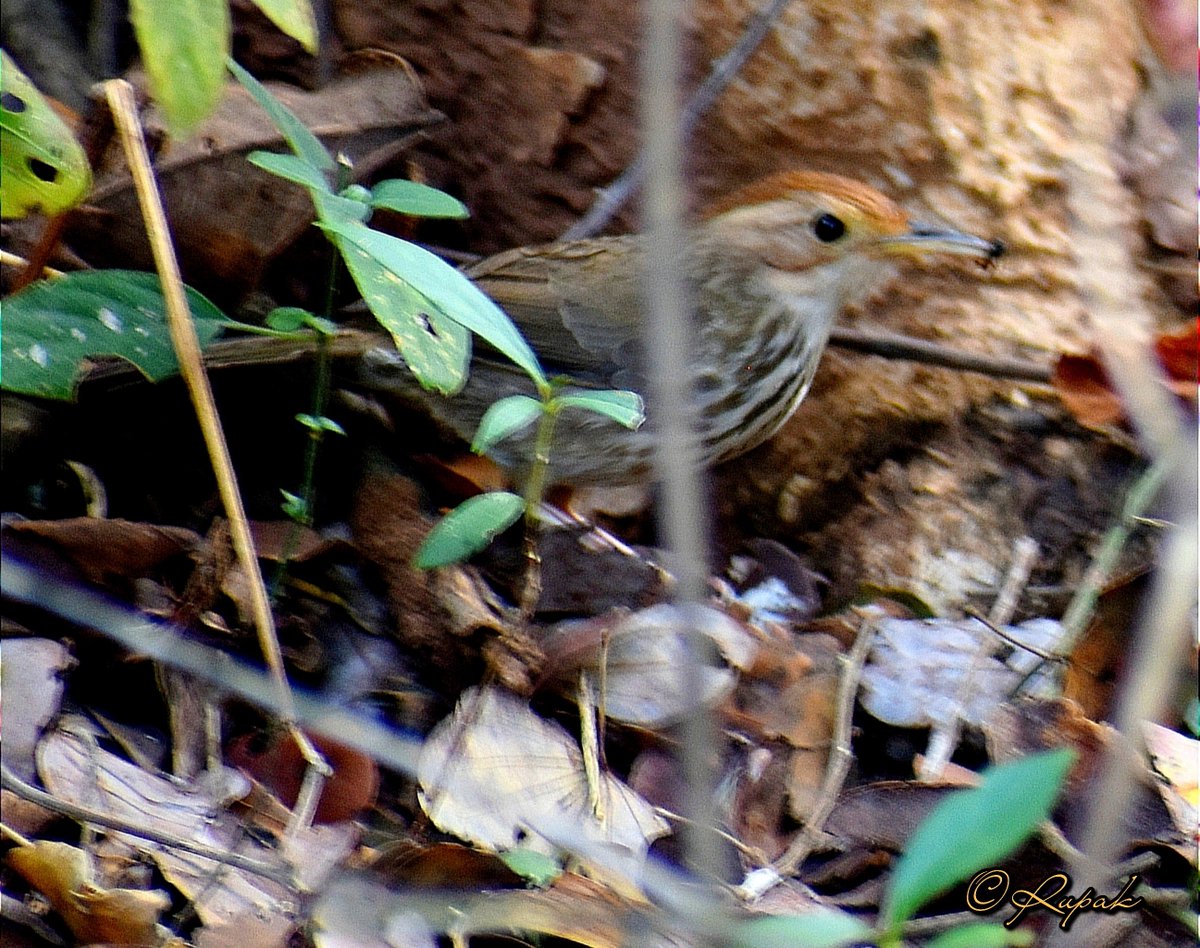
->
[370, 179, 469, 219]
[499, 848, 563, 887]
[731, 911, 873, 948]
[129, 0, 230, 136]
[925, 923, 1034, 948]
[227, 58, 332, 171]
[415, 491, 525, 568]
[339, 183, 372, 204]
[247, 150, 330, 193]
[280, 489, 308, 521]
[248, 0, 318, 53]
[882, 749, 1075, 931]
[313, 188, 371, 226]
[330, 231, 470, 395]
[1, 270, 227, 399]
[472, 395, 542, 454]
[555, 389, 645, 429]
[265, 306, 313, 332]
[0, 51, 92, 219]
[296, 413, 346, 435]
[319, 217, 546, 389]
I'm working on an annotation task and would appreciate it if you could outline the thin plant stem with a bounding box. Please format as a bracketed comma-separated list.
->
[103, 82, 327, 790]
[562, 0, 796, 239]
[518, 399, 561, 618]
[0, 764, 299, 890]
[1013, 453, 1171, 695]
[272, 163, 352, 596]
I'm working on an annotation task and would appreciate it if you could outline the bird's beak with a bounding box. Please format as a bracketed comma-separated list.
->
[877, 224, 1004, 262]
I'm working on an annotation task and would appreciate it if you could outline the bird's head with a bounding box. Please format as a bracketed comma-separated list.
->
[698, 170, 1002, 305]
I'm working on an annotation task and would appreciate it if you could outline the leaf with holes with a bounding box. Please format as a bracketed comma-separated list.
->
[0, 51, 91, 219]
[1, 270, 228, 399]
[415, 492, 525, 568]
[331, 233, 470, 395]
[319, 217, 546, 389]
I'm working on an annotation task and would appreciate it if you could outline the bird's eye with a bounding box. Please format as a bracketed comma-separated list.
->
[812, 213, 846, 242]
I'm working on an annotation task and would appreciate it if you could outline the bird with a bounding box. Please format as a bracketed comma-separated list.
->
[359, 170, 1002, 486]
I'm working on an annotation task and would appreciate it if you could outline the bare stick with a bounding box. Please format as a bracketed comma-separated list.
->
[102, 81, 331, 825]
[829, 326, 1052, 383]
[751, 613, 876, 891]
[0, 764, 298, 890]
[562, 0, 796, 239]
[2, 554, 424, 779]
[921, 537, 1040, 780]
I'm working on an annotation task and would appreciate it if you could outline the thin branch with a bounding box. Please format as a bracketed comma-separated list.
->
[964, 609, 1059, 662]
[754, 613, 876, 890]
[103, 81, 331, 826]
[829, 326, 1053, 383]
[1, 555, 424, 779]
[0, 764, 299, 890]
[1, 891, 68, 947]
[562, 0, 796, 239]
[0, 250, 64, 278]
[1014, 453, 1173, 695]
[641, 0, 726, 882]
[921, 537, 1042, 780]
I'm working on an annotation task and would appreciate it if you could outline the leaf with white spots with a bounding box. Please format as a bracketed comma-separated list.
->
[320, 217, 545, 388]
[330, 232, 470, 395]
[1, 270, 228, 399]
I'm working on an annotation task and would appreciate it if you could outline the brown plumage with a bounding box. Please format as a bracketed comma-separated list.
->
[360, 171, 999, 485]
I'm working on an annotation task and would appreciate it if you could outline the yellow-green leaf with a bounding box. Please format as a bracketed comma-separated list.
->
[0, 51, 91, 219]
[249, 0, 318, 53]
[129, 0, 231, 136]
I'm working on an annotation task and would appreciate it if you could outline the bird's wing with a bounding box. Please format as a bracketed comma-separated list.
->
[466, 237, 645, 388]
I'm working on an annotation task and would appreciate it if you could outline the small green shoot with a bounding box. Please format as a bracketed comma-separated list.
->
[471, 395, 543, 454]
[422, 385, 644, 572]
[229, 60, 646, 575]
[555, 389, 645, 428]
[369, 179, 470, 219]
[228, 58, 329, 169]
[246, 151, 331, 192]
